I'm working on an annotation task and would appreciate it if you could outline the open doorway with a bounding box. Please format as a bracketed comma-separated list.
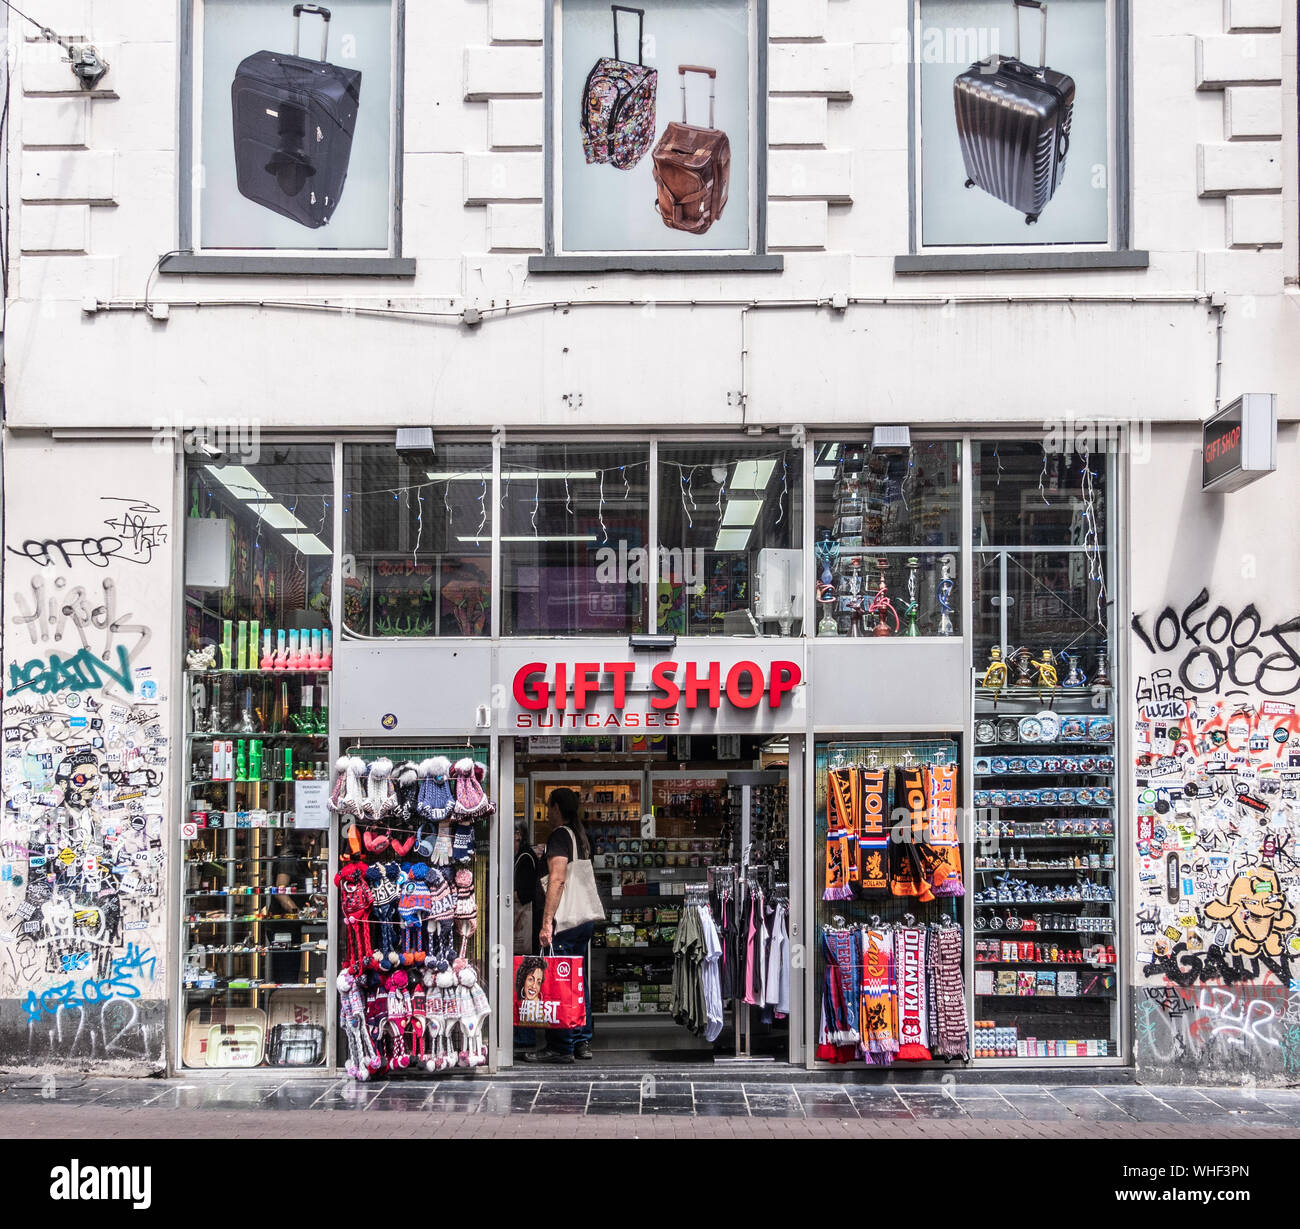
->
[512, 734, 792, 1067]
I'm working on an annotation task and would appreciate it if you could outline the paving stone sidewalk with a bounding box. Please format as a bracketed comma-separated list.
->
[3, 1075, 1300, 1136]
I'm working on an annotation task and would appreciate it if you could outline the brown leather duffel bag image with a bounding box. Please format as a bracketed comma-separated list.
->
[651, 65, 731, 235]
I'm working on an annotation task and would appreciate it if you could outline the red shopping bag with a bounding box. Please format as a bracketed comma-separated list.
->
[513, 953, 585, 1030]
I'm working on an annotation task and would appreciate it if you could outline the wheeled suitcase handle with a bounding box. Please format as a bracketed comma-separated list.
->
[612, 6, 646, 66]
[293, 4, 331, 62]
[1013, 0, 1048, 72]
[679, 65, 717, 129]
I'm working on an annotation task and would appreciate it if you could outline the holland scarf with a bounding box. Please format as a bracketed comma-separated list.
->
[895, 925, 932, 1061]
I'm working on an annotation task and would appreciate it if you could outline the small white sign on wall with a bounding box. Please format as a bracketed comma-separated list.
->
[294, 780, 331, 829]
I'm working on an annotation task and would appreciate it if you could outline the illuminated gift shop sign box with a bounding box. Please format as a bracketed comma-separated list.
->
[1203, 394, 1277, 493]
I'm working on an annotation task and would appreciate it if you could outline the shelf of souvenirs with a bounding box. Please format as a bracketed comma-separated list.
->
[976, 940, 1117, 965]
[187, 667, 332, 676]
[975, 819, 1114, 839]
[183, 942, 330, 956]
[976, 989, 1117, 1002]
[974, 863, 1115, 874]
[188, 731, 329, 741]
[975, 923, 1115, 935]
[185, 856, 329, 867]
[183, 980, 326, 993]
[973, 761, 1116, 778]
[185, 911, 328, 925]
[974, 1024, 1114, 1059]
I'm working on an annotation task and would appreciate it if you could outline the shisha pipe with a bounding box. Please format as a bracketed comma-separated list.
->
[903, 556, 920, 638]
[937, 556, 956, 637]
[867, 557, 899, 636]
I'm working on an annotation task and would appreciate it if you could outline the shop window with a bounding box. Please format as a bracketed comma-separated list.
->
[532, 0, 780, 273]
[973, 441, 1111, 674]
[343, 443, 493, 638]
[901, 0, 1145, 272]
[813, 439, 961, 637]
[502, 443, 650, 636]
[169, 0, 413, 276]
[657, 444, 801, 636]
[181, 447, 335, 1068]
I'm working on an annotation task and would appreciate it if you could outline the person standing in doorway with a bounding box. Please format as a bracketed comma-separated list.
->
[537, 787, 595, 1063]
[514, 820, 544, 1061]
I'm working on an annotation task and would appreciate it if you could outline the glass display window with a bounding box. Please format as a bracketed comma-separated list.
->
[813, 439, 961, 637]
[181, 447, 335, 1068]
[657, 445, 801, 636]
[343, 442, 493, 638]
[502, 443, 650, 636]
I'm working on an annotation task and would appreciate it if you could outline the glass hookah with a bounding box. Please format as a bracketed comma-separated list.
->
[903, 556, 920, 637]
[867, 557, 899, 637]
[937, 555, 956, 637]
[815, 531, 841, 637]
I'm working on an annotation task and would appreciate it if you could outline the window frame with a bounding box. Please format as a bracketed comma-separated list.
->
[897, 0, 1147, 275]
[168, 0, 415, 277]
[530, 0, 782, 274]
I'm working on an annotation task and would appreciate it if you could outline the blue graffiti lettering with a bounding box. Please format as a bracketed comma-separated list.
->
[6, 645, 133, 697]
[19, 943, 156, 1023]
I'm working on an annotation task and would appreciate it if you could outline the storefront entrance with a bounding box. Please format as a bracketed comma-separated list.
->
[512, 736, 792, 1064]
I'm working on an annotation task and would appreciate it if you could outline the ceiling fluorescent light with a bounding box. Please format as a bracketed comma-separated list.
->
[714, 529, 753, 552]
[461, 535, 599, 543]
[251, 503, 307, 532]
[280, 533, 331, 555]
[729, 460, 777, 490]
[814, 466, 837, 482]
[722, 498, 763, 527]
[503, 471, 600, 481]
[425, 471, 493, 482]
[205, 464, 270, 501]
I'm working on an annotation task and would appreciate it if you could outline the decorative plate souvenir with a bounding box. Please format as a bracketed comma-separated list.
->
[1060, 716, 1088, 742]
[1088, 716, 1115, 742]
[1018, 716, 1043, 742]
[998, 719, 1020, 743]
[1026, 757, 1044, 774]
[1036, 710, 1062, 742]
[974, 758, 991, 775]
[975, 719, 998, 744]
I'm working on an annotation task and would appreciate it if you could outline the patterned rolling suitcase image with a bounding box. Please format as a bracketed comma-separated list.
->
[651, 65, 731, 235]
[953, 0, 1074, 224]
[231, 4, 363, 228]
[581, 5, 658, 170]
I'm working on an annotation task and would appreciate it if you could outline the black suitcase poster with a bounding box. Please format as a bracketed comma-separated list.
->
[231, 4, 362, 229]
[953, 0, 1074, 224]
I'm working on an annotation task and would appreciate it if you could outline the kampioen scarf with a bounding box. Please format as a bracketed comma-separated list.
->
[929, 925, 969, 1059]
[858, 926, 899, 1065]
[895, 925, 932, 1061]
[858, 769, 890, 893]
[926, 763, 964, 898]
[823, 767, 856, 900]
[890, 767, 937, 903]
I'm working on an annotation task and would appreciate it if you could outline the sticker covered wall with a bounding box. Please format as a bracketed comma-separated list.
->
[1131, 591, 1300, 1085]
[1, 438, 174, 1071]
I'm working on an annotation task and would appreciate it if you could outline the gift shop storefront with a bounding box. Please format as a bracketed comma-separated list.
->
[174, 431, 1126, 1077]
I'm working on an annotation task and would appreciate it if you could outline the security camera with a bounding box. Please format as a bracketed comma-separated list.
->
[69, 44, 110, 91]
[195, 439, 225, 460]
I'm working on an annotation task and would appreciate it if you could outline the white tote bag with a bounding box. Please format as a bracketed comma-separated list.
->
[541, 826, 606, 931]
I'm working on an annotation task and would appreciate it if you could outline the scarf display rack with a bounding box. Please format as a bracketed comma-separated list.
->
[819, 915, 969, 1066]
[814, 737, 965, 1069]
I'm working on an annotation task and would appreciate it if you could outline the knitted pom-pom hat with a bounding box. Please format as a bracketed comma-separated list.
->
[392, 761, 421, 821]
[428, 867, 454, 922]
[364, 757, 393, 821]
[417, 756, 456, 822]
[453, 757, 496, 819]
[328, 755, 351, 813]
[337, 757, 368, 819]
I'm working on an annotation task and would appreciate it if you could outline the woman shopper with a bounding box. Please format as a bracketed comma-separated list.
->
[536, 788, 596, 1063]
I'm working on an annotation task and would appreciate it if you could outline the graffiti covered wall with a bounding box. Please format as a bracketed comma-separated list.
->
[1130, 426, 1300, 1086]
[1, 437, 174, 1071]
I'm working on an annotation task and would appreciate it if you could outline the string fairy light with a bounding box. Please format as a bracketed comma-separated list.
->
[598, 470, 608, 544]
[476, 475, 488, 539]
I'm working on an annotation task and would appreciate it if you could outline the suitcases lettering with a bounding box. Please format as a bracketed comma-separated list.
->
[581, 6, 658, 170]
[231, 4, 363, 229]
[651, 65, 731, 236]
[953, 0, 1074, 225]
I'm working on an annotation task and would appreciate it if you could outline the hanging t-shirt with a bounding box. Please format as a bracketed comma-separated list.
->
[764, 901, 789, 1019]
[700, 907, 725, 1042]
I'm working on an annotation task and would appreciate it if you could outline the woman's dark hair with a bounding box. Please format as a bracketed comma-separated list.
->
[548, 787, 590, 858]
[514, 820, 531, 846]
[515, 955, 547, 997]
